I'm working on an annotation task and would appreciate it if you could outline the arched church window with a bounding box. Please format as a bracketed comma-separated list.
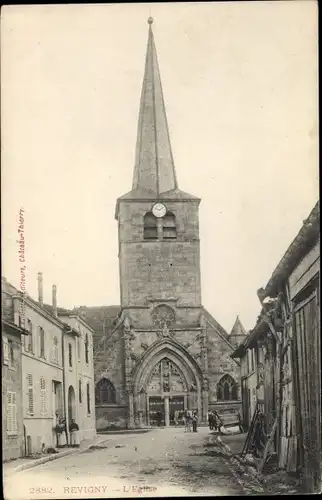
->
[151, 304, 175, 329]
[217, 374, 238, 401]
[144, 212, 158, 240]
[162, 212, 176, 239]
[95, 378, 116, 405]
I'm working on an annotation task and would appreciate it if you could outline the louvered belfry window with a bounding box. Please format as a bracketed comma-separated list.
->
[27, 374, 34, 415]
[162, 212, 176, 239]
[144, 212, 158, 240]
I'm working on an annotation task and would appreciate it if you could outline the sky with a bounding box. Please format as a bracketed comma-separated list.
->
[1, 2, 318, 333]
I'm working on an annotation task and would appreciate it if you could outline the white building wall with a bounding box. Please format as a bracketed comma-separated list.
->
[59, 315, 96, 441]
[18, 299, 64, 454]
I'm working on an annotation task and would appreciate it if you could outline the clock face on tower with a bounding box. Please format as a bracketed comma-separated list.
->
[152, 203, 166, 218]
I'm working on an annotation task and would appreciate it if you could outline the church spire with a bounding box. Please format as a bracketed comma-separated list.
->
[132, 18, 178, 196]
[229, 316, 248, 347]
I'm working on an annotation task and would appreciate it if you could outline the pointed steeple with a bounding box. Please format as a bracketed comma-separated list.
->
[229, 316, 248, 347]
[132, 17, 177, 196]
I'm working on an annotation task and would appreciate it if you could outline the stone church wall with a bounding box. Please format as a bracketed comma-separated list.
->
[118, 199, 202, 309]
[206, 323, 241, 417]
[94, 327, 127, 430]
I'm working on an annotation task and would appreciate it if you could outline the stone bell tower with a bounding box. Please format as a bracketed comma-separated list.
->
[113, 18, 239, 428]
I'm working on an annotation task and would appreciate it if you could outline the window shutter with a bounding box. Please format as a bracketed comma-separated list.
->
[7, 392, 13, 433]
[40, 377, 47, 415]
[27, 374, 34, 415]
[52, 337, 59, 364]
[7, 391, 17, 435]
[3, 337, 9, 365]
[87, 383, 91, 414]
[12, 392, 17, 433]
[24, 333, 28, 351]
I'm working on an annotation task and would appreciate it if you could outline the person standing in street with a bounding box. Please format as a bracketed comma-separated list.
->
[192, 410, 198, 432]
[69, 419, 80, 447]
[56, 418, 67, 447]
[237, 411, 244, 433]
[208, 411, 213, 430]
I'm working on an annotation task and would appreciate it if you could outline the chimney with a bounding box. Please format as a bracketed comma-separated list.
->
[38, 272, 43, 307]
[52, 284, 57, 317]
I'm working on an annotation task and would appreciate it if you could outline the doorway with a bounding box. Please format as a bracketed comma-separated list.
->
[169, 396, 184, 425]
[68, 385, 76, 425]
[148, 396, 164, 426]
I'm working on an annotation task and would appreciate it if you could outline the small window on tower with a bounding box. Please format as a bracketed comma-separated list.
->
[144, 212, 158, 240]
[162, 212, 176, 239]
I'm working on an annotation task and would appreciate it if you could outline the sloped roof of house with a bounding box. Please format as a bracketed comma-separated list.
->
[260, 200, 319, 298]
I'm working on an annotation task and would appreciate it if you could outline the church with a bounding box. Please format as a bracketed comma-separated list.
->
[79, 19, 247, 429]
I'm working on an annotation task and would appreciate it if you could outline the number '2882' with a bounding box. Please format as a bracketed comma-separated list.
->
[29, 487, 53, 494]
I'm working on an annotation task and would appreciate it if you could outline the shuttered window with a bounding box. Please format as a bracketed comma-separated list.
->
[8, 339, 14, 368]
[85, 335, 89, 365]
[79, 379, 82, 403]
[3, 337, 9, 365]
[27, 374, 34, 415]
[39, 327, 45, 358]
[26, 319, 33, 353]
[7, 392, 18, 435]
[68, 343, 72, 367]
[40, 377, 47, 415]
[52, 336, 59, 364]
[87, 383, 91, 414]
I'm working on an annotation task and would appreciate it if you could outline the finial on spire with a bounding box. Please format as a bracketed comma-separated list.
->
[148, 16, 153, 25]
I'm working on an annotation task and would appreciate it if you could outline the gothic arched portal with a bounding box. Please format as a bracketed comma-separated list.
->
[132, 340, 203, 427]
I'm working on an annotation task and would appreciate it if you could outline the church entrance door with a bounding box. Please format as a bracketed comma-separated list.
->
[169, 396, 184, 425]
[148, 396, 164, 426]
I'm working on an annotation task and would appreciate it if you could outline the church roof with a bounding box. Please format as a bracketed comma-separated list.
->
[230, 315, 248, 338]
[116, 18, 197, 217]
[132, 17, 177, 196]
[118, 187, 200, 202]
[73, 305, 121, 348]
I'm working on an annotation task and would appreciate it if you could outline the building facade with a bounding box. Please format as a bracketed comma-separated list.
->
[2, 280, 26, 460]
[232, 201, 320, 493]
[90, 19, 242, 430]
[2, 275, 96, 456]
[58, 312, 96, 441]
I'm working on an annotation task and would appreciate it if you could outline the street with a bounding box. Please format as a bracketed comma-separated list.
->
[4, 427, 246, 498]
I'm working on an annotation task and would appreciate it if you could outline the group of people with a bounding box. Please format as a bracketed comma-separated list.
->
[54, 416, 80, 447]
[182, 409, 199, 432]
[208, 410, 224, 432]
[154, 408, 199, 431]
